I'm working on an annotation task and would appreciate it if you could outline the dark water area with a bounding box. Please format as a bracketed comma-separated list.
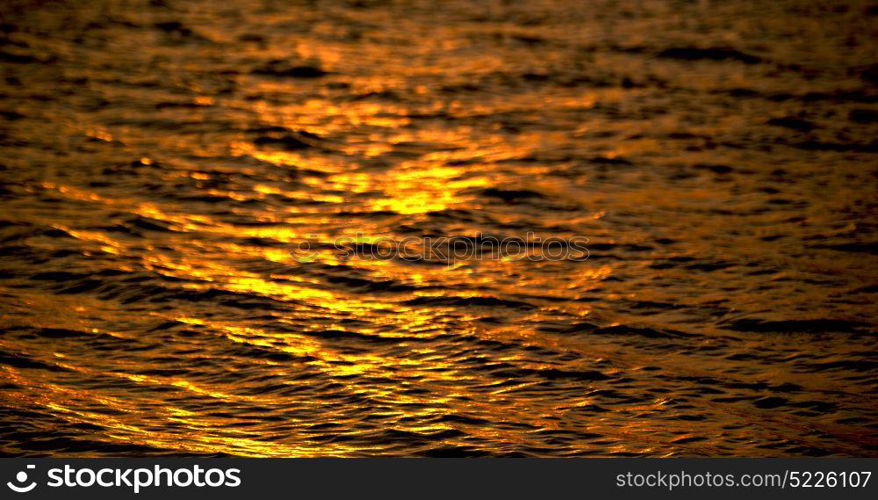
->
[1, 0, 877, 457]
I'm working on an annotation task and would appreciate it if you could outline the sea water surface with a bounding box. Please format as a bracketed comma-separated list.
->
[1, 0, 877, 457]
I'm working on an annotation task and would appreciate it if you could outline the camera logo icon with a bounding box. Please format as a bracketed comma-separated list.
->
[7, 464, 37, 493]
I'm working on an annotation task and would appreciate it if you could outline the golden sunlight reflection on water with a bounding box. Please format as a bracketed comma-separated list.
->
[0, 0, 877, 457]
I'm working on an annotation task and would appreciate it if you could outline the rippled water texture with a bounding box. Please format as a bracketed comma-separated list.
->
[1, 0, 877, 457]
